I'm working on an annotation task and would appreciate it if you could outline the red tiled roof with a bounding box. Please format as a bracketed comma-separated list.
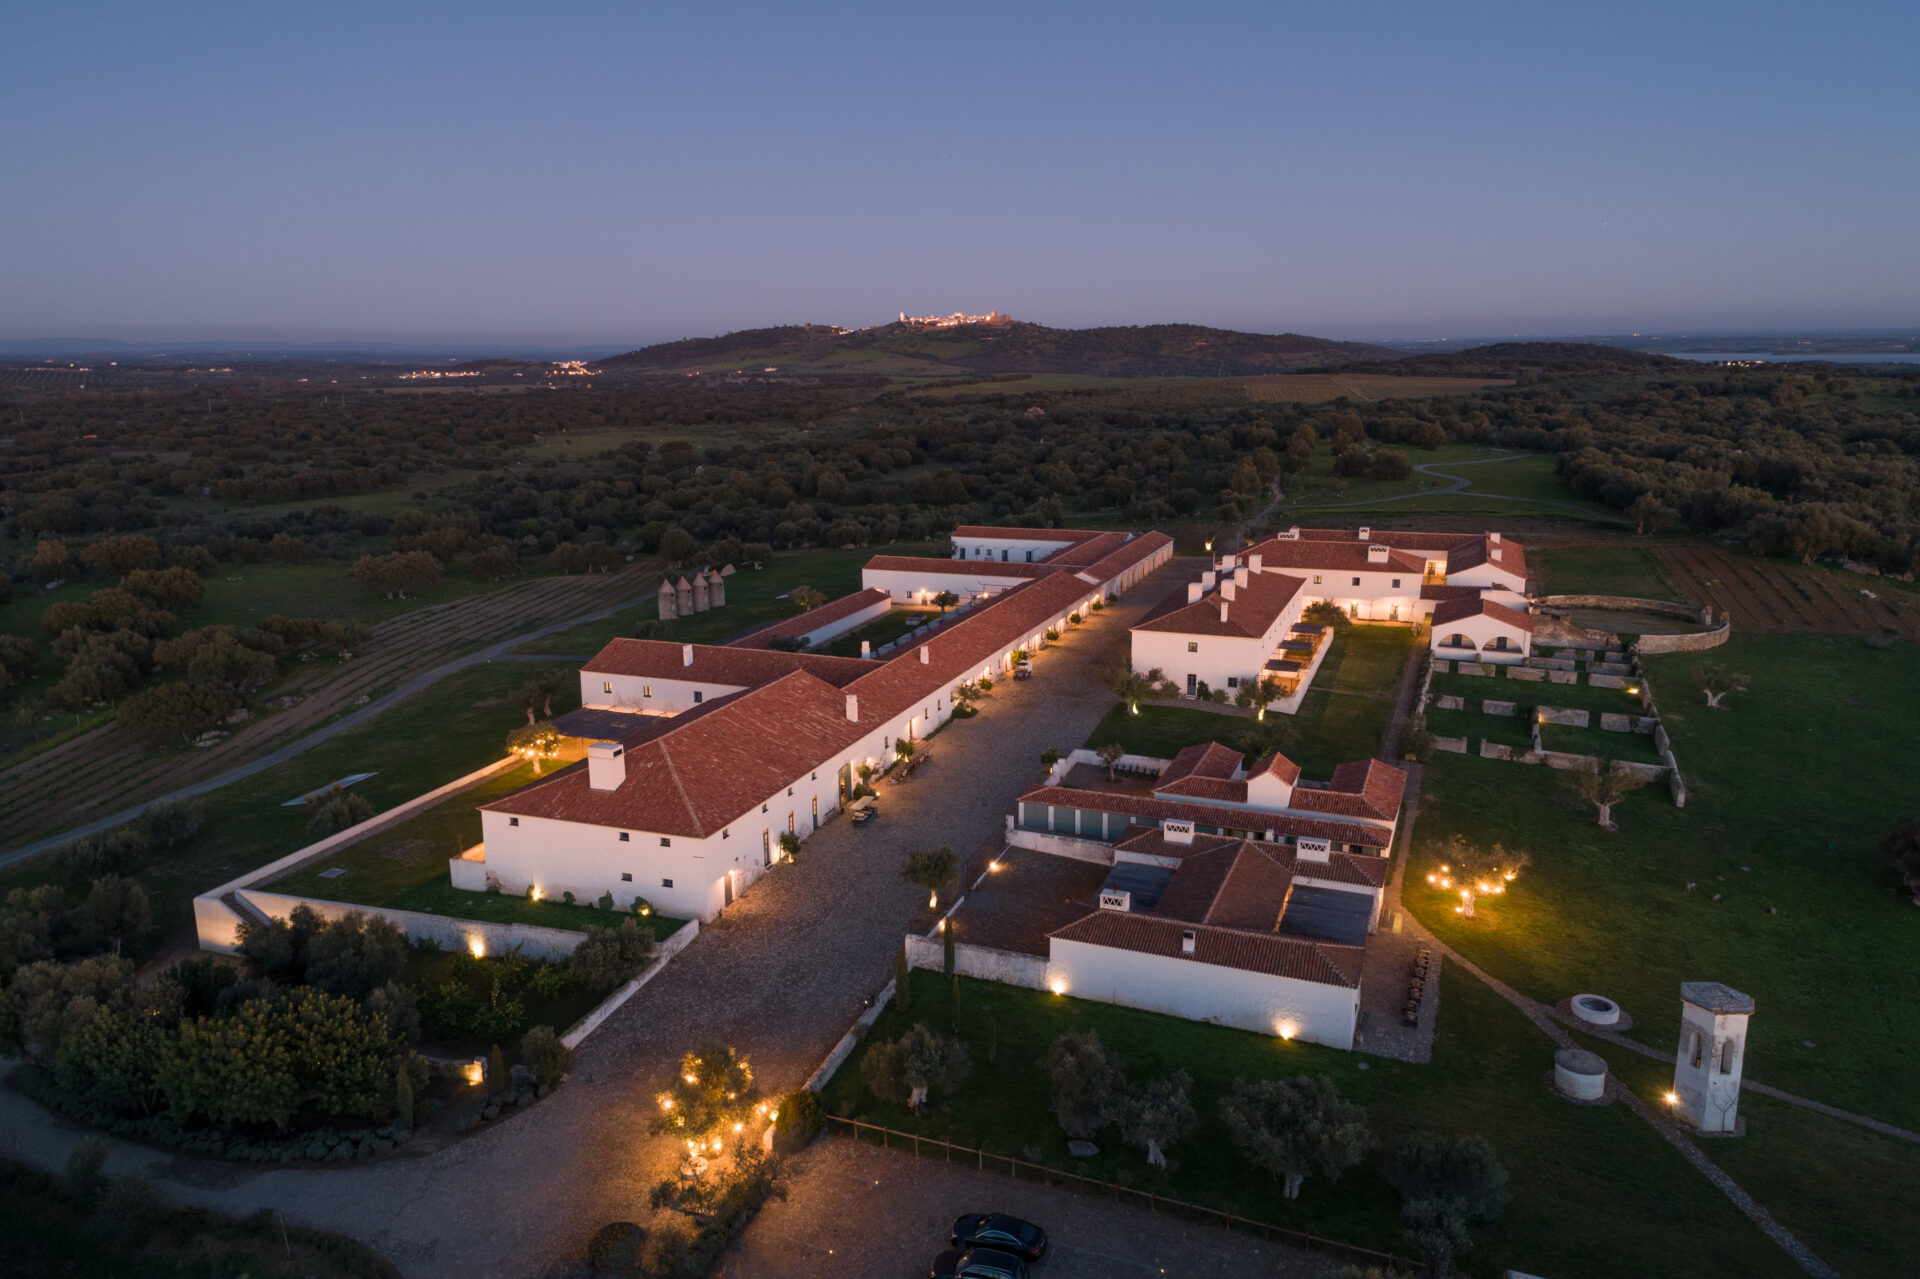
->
[1294, 528, 1475, 550]
[1161, 742, 1243, 783]
[1430, 596, 1535, 634]
[1293, 759, 1406, 823]
[1111, 830, 1389, 890]
[1131, 568, 1305, 638]
[1113, 826, 1242, 859]
[1155, 775, 1247, 803]
[1446, 536, 1530, 581]
[1048, 910, 1363, 988]
[485, 669, 865, 837]
[1020, 785, 1393, 848]
[1240, 539, 1430, 576]
[1419, 583, 1482, 602]
[1042, 530, 1134, 567]
[583, 639, 872, 688]
[1153, 845, 1295, 931]
[1248, 751, 1302, 786]
[1073, 531, 1172, 587]
[729, 588, 890, 649]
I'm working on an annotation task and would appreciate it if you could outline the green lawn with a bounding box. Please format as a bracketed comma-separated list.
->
[1534, 544, 1681, 601]
[1423, 706, 1534, 751]
[1318, 624, 1416, 695]
[814, 607, 937, 658]
[0, 659, 586, 950]
[1429, 670, 1646, 718]
[1410, 632, 1920, 1131]
[514, 543, 934, 656]
[823, 968, 1798, 1279]
[1280, 444, 1507, 509]
[1083, 693, 1389, 780]
[1539, 720, 1667, 765]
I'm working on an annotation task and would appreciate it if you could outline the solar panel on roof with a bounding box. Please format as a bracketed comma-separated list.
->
[1278, 885, 1372, 947]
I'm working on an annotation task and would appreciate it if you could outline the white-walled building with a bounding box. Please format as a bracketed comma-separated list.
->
[1429, 596, 1536, 665]
[864, 527, 1173, 606]
[463, 530, 1170, 922]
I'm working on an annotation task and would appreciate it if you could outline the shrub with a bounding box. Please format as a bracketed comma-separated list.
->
[1044, 1029, 1127, 1139]
[521, 1024, 572, 1087]
[305, 912, 407, 1000]
[1397, 715, 1434, 762]
[65, 1136, 110, 1211]
[117, 681, 240, 746]
[571, 918, 654, 994]
[772, 1088, 824, 1154]
[141, 796, 204, 846]
[304, 786, 374, 838]
[597, 891, 614, 910]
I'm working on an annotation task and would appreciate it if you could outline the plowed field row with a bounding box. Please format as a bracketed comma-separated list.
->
[1655, 545, 1919, 638]
[0, 561, 661, 851]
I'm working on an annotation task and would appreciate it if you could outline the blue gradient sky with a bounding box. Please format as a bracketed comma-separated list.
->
[3, 1, 1915, 345]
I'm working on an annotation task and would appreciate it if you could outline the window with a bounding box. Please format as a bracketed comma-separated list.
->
[643, 684, 653, 698]
[1312, 574, 1322, 584]
[692, 690, 703, 704]
[1690, 1033, 1703, 1069]
[1719, 1041, 1735, 1074]
[761, 803, 768, 813]
[618, 832, 629, 842]
[659, 837, 671, 847]
[787, 786, 794, 796]
[1352, 576, 1361, 586]
[810, 771, 816, 781]
[1187, 641, 1198, 653]
[1392, 578, 1401, 588]
[602, 681, 612, 694]
[621, 873, 632, 882]
[722, 828, 730, 839]
[661, 878, 673, 889]
[1226, 676, 1239, 689]
[509, 817, 519, 827]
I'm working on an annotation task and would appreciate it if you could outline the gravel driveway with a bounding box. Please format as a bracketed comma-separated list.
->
[0, 567, 1192, 1279]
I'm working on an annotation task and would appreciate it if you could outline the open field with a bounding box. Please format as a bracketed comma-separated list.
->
[909, 372, 1514, 402]
[0, 561, 660, 852]
[1409, 631, 1920, 1131]
[1658, 543, 1920, 638]
[0, 659, 586, 951]
[1533, 543, 1681, 599]
[821, 967, 1799, 1279]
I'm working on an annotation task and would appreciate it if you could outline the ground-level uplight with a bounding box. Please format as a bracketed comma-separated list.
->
[467, 936, 486, 958]
[1048, 978, 1068, 996]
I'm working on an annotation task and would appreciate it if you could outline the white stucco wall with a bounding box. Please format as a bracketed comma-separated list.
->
[1047, 936, 1359, 1049]
[583, 670, 749, 715]
[952, 535, 1082, 563]
[862, 564, 1038, 603]
[1430, 610, 1532, 662]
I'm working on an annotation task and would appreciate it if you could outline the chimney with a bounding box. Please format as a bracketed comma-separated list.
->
[845, 694, 859, 722]
[587, 741, 625, 791]
[860, 640, 871, 658]
[1221, 580, 1236, 602]
[1489, 531, 1502, 544]
[1234, 567, 1249, 588]
[1358, 527, 1371, 541]
[1367, 543, 1390, 563]
[1181, 929, 1197, 956]
[1220, 553, 1237, 571]
[1219, 600, 1229, 623]
[1187, 581, 1203, 604]
[1200, 570, 1217, 590]
[681, 644, 694, 667]
[1248, 553, 1262, 572]
[1491, 547, 1503, 562]
[919, 644, 930, 664]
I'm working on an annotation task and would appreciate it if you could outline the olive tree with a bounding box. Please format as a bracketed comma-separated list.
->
[1219, 1074, 1369, 1200]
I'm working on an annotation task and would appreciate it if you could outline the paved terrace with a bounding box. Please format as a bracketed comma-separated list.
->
[0, 562, 1197, 1279]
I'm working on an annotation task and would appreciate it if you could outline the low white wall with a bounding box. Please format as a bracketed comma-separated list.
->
[232, 888, 593, 962]
[1004, 820, 1117, 864]
[1048, 937, 1358, 1049]
[904, 934, 1050, 990]
[1046, 748, 1167, 785]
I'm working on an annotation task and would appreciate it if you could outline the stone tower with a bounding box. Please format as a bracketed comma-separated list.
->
[691, 571, 711, 612]
[1671, 982, 1753, 1133]
[708, 571, 726, 608]
[675, 576, 694, 615]
[657, 577, 678, 622]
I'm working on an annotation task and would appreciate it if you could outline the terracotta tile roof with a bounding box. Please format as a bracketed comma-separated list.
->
[1073, 532, 1173, 586]
[1293, 759, 1406, 823]
[1154, 775, 1248, 803]
[1112, 830, 1388, 889]
[1161, 742, 1243, 783]
[1019, 784, 1393, 848]
[864, 554, 1056, 581]
[1153, 845, 1295, 931]
[1241, 539, 1429, 576]
[1048, 910, 1363, 988]
[1430, 596, 1535, 634]
[582, 638, 872, 688]
[1041, 530, 1135, 567]
[1131, 568, 1305, 638]
[1113, 826, 1242, 858]
[950, 525, 1106, 543]
[1248, 751, 1303, 786]
[1419, 583, 1483, 602]
[485, 669, 865, 837]
[729, 588, 890, 649]
[1446, 536, 1530, 581]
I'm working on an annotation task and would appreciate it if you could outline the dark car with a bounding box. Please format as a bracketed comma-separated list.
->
[950, 1213, 1047, 1262]
[929, 1247, 1030, 1279]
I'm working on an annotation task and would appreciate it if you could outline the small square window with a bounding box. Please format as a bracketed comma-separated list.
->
[1187, 641, 1198, 653]
[509, 817, 519, 827]
[661, 878, 673, 888]
[1226, 676, 1239, 689]
[722, 828, 730, 839]
[810, 771, 816, 781]
[1313, 574, 1322, 584]
[787, 786, 794, 796]
[659, 837, 671, 847]
[619, 832, 630, 842]
[602, 681, 612, 694]
[693, 690, 703, 704]
[621, 873, 633, 882]
[1392, 578, 1401, 588]
[1352, 576, 1361, 586]
[761, 803, 768, 813]
[643, 685, 653, 698]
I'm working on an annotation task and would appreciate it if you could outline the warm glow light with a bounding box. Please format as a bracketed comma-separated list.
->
[1425, 874, 1436, 884]
[929, 890, 938, 909]
[640, 905, 652, 916]
[732, 1122, 743, 1133]
[463, 1061, 484, 1086]
[770, 1110, 779, 1121]
[1504, 871, 1517, 880]
[467, 936, 486, 958]
[659, 1097, 672, 1110]
[684, 1074, 698, 1085]
[1277, 1022, 1296, 1041]
[529, 886, 543, 902]
[687, 1140, 699, 1153]
[989, 861, 1002, 873]
[1048, 978, 1068, 995]
[1664, 1091, 1678, 1105]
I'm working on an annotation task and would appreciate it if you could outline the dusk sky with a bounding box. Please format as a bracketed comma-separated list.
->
[4, 1, 1915, 347]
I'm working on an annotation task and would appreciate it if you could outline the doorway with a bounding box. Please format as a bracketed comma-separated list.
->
[1185, 673, 1197, 696]
[762, 829, 772, 867]
[723, 871, 734, 907]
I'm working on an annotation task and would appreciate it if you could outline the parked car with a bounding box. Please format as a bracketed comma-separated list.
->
[929, 1246, 1030, 1279]
[950, 1214, 1047, 1263]
[1014, 659, 1034, 679]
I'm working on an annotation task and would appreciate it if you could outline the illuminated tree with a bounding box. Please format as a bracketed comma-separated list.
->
[899, 846, 957, 910]
[652, 1040, 759, 1152]
[932, 589, 959, 615]
[1425, 834, 1527, 917]
[789, 585, 827, 612]
[1097, 662, 1154, 714]
[507, 722, 563, 770]
[1097, 741, 1126, 782]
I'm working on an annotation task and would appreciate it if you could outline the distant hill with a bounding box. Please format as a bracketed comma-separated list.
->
[1344, 342, 1685, 377]
[597, 320, 1401, 377]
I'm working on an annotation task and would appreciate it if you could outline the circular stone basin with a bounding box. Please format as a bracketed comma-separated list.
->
[1554, 1048, 1608, 1100]
[1571, 994, 1620, 1027]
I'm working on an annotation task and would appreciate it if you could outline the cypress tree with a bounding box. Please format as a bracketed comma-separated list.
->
[396, 1063, 414, 1130]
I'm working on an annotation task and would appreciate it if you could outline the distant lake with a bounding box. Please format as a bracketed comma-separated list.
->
[1665, 351, 1920, 365]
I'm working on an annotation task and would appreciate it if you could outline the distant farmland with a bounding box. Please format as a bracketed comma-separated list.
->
[912, 371, 1511, 401]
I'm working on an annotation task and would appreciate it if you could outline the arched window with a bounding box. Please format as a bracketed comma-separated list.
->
[1689, 1032, 1702, 1069]
[1490, 635, 1511, 651]
[1719, 1040, 1736, 1074]
[1444, 633, 1476, 650]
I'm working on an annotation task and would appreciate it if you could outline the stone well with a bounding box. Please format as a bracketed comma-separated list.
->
[1554, 1048, 1608, 1101]
[1570, 993, 1621, 1027]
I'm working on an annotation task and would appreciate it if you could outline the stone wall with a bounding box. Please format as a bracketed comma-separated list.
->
[1504, 666, 1547, 683]
[1539, 707, 1590, 727]
[1539, 594, 1709, 622]
[905, 933, 1050, 991]
[1636, 618, 1733, 654]
[232, 888, 593, 962]
[1432, 735, 1468, 754]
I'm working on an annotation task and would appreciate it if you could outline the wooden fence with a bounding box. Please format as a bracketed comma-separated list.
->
[826, 1115, 1414, 1271]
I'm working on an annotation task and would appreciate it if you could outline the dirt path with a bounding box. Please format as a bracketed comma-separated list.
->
[0, 560, 663, 864]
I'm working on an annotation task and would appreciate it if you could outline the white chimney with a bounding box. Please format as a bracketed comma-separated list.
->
[860, 640, 871, 657]
[1367, 543, 1390, 563]
[1489, 531, 1502, 544]
[1221, 580, 1236, 601]
[1097, 888, 1131, 912]
[681, 644, 694, 667]
[1358, 527, 1371, 541]
[587, 741, 625, 791]
[1297, 835, 1332, 863]
[1234, 567, 1250, 588]
[1248, 553, 1262, 572]
[845, 694, 859, 722]
[1163, 819, 1195, 845]
[919, 644, 930, 664]
[1278, 526, 1300, 541]
[1220, 553, 1237, 571]
[1491, 547, 1503, 562]
[1219, 600, 1229, 623]
[1181, 929, 1197, 956]
[1187, 581, 1203, 604]
[1200, 570, 1217, 590]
